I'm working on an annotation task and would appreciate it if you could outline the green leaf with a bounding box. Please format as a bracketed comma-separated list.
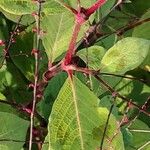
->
[10, 31, 35, 81]
[0, 0, 37, 15]
[47, 76, 101, 149]
[0, 62, 32, 104]
[0, 0, 66, 16]
[132, 10, 150, 40]
[97, 0, 116, 19]
[41, 12, 74, 62]
[105, 10, 131, 30]
[0, 0, 66, 26]
[139, 50, 150, 72]
[42, 0, 66, 15]
[0, 103, 19, 115]
[42, 133, 49, 150]
[1, 9, 35, 26]
[0, 112, 29, 150]
[121, 128, 133, 149]
[96, 34, 117, 49]
[63, 0, 95, 9]
[100, 37, 150, 74]
[44, 76, 124, 150]
[124, 0, 150, 17]
[77, 46, 106, 70]
[0, 93, 6, 100]
[0, 92, 6, 100]
[126, 119, 150, 150]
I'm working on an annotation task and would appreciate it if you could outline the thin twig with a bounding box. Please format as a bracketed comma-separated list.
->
[96, 18, 150, 42]
[100, 72, 146, 83]
[109, 104, 130, 144]
[29, 1, 42, 150]
[100, 102, 115, 150]
[78, 17, 150, 49]
[127, 97, 150, 128]
[95, 75, 150, 117]
[116, 18, 150, 35]
[5, 16, 23, 55]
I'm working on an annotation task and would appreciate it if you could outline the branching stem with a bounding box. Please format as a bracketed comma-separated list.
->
[95, 75, 150, 117]
[62, 0, 107, 77]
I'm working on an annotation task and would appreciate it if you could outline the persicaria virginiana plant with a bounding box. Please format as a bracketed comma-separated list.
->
[0, 0, 150, 150]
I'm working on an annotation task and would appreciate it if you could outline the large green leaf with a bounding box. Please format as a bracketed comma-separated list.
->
[43, 76, 124, 150]
[100, 37, 150, 74]
[41, 12, 74, 62]
[0, 112, 29, 150]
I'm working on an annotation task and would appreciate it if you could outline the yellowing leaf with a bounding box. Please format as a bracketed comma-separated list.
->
[100, 37, 150, 74]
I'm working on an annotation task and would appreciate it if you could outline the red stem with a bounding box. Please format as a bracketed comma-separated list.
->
[64, 22, 81, 65]
[86, 0, 106, 17]
[64, 0, 107, 66]
[62, 0, 107, 77]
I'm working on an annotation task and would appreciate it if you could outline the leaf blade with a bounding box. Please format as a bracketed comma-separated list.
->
[44, 76, 124, 150]
[100, 37, 150, 74]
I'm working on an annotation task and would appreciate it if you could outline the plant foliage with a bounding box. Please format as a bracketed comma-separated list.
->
[0, 0, 149, 150]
